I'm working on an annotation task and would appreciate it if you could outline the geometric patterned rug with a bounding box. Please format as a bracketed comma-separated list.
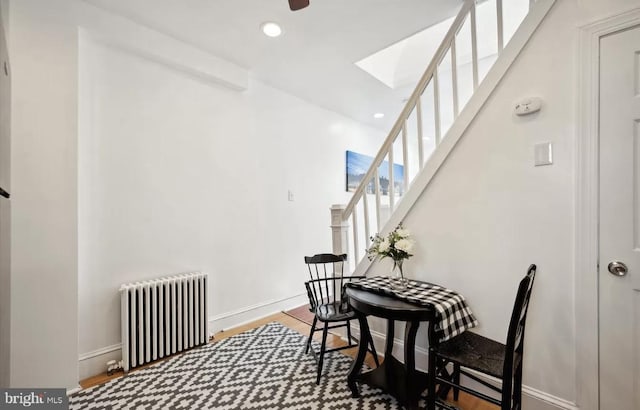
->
[69, 322, 403, 409]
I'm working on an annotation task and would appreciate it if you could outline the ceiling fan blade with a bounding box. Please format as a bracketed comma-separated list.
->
[289, 0, 310, 11]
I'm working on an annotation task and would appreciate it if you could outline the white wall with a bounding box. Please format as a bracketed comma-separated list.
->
[77, 36, 384, 379]
[363, 0, 640, 408]
[6, 0, 384, 387]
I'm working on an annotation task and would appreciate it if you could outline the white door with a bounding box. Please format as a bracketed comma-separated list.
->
[599, 25, 640, 410]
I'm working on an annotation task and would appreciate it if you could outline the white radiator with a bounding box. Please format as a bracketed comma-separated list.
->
[119, 272, 208, 372]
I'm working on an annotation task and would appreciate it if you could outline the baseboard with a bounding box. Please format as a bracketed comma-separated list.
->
[77, 343, 124, 382]
[66, 385, 82, 396]
[77, 292, 307, 382]
[518, 382, 579, 410]
[208, 292, 308, 335]
[78, 343, 122, 362]
[350, 324, 577, 410]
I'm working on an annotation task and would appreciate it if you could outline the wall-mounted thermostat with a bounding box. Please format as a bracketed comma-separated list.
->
[514, 97, 542, 116]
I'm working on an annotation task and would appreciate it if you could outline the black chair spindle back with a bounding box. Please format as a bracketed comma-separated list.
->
[427, 264, 538, 410]
[506, 264, 536, 364]
[302, 253, 379, 384]
[305, 253, 346, 311]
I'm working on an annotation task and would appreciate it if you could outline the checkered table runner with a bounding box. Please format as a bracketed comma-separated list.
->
[346, 276, 478, 342]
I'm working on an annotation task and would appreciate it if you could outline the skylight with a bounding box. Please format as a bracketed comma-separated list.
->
[355, 0, 529, 90]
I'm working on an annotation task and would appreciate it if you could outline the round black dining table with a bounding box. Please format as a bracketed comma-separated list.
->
[346, 286, 439, 410]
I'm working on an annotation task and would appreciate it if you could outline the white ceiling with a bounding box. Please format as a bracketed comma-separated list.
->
[83, 0, 464, 130]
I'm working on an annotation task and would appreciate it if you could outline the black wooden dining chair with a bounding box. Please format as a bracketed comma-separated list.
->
[304, 253, 379, 384]
[427, 264, 537, 410]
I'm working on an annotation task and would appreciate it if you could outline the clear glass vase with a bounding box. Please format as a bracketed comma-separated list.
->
[391, 259, 409, 289]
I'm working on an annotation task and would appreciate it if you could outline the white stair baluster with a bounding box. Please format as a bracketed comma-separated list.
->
[497, 0, 504, 52]
[402, 121, 409, 193]
[352, 206, 360, 262]
[470, 1, 479, 90]
[363, 187, 370, 246]
[451, 37, 460, 118]
[433, 71, 442, 145]
[416, 97, 424, 169]
[388, 145, 395, 212]
[375, 168, 382, 232]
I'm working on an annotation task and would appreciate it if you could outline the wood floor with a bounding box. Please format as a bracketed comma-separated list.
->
[80, 310, 497, 410]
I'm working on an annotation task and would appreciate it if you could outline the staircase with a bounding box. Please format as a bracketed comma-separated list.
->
[331, 0, 556, 274]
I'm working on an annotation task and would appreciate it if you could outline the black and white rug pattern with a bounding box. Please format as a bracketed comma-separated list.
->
[70, 322, 403, 409]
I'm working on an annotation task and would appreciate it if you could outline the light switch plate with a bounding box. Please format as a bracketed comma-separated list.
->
[534, 142, 553, 166]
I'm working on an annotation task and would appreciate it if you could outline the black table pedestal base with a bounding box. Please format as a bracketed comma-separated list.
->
[347, 309, 430, 410]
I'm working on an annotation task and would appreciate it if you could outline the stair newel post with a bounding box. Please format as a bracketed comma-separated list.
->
[331, 204, 351, 272]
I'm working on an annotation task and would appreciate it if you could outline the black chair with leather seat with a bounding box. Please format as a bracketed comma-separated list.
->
[304, 253, 379, 384]
[427, 264, 537, 410]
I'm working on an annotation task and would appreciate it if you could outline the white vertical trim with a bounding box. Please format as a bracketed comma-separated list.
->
[363, 189, 370, 245]
[451, 37, 460, 117]
[402, 121, 409, 190]
[497, 0, 504, 52]
[352, 207, 360, 262]
[375, 169, 382, 232]
[389, 145, 395, 211]
[330, 204, 351, 260]
[577, 7, 640, 410]
[416, 97, 425, 168]
[470, 1, 479, 90]
[433, 71, 442, 145]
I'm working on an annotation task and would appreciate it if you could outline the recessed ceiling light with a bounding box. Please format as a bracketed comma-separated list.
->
[373, 113, 385, 119]
[261, 22, 283, 38]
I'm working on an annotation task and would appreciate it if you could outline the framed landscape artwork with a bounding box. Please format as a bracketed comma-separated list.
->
[345, 150, 404, 195]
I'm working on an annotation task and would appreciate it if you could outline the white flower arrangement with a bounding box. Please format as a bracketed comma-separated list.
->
[367, 223, 415, 278]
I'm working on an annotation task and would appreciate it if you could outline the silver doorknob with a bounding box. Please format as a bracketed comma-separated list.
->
[608, 261, 628, 277]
